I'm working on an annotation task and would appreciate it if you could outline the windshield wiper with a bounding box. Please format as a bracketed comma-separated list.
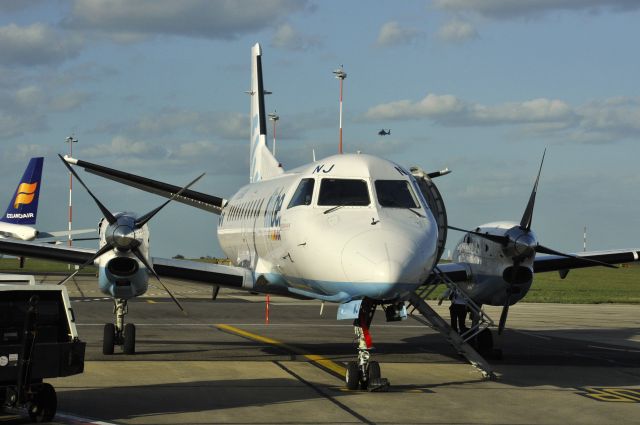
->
[406, 207, 424, 218]
[324, 205, 345, 214]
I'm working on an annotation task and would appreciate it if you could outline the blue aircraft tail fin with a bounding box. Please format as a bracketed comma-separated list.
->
[2, 157, 44, 225]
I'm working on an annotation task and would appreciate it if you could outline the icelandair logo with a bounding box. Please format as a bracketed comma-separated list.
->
[6, 212, 35, 219]
[13, 182, 38, 208]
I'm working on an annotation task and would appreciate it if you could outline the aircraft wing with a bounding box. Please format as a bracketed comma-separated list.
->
[152, 257, 252, 289]
[64, 156, 226, 214]
[0, 239, 95, 264]
[36, 228, 96, 240]
[0, 239, 253, 290]
[533, 249, 640, 273]
[429, 248, 640, 284]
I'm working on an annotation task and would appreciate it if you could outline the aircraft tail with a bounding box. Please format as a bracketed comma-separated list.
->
[250, 43, 283, 183]
[2, 157, 44, 225]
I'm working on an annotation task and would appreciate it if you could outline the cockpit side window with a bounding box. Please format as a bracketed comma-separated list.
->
[318, 179, 370, 206]
[375, 180, 419, 208]
[287, 178, 315, 209]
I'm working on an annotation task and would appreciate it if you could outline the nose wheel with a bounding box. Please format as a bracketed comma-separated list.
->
[102, 298, 136, 355]
[345, 298, 389, 391]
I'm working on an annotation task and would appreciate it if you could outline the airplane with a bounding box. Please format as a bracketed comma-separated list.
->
[378, 129, 391, 136]
[0, 157, 94, 262]
[434, 149, 635, 355]
[0, 44, 638, 391]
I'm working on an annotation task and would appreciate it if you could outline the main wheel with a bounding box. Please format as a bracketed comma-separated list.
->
[345, 361, 360, 390]
[103, 323, 115, 355]
[368, 361, 381, 381]
[123, 323, 136, 355]
[28, 383, 56, 423]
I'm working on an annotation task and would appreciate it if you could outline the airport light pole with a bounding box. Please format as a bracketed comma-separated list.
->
[65, 136, 77, 252]
[268, 111, 279, 156]
[333, 65, 347, 154]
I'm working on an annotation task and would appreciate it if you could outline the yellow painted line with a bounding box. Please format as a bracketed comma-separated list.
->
[146, 300, 157, 304]
[216, 324, 346, 377]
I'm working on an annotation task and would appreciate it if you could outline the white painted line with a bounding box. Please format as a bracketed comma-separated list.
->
[56, 412, 118, 425]
[512, 329, 552, 340]
[588, 345, 640, 353]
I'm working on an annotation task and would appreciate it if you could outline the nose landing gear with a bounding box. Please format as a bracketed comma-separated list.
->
[102, 298, 136, 355]
[345, 298, 390, 391]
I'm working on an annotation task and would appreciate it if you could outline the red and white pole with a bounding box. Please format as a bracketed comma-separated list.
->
[65, 136, 78, 249]
[333, 66, 347, 154]
[268, 112, 279, 157]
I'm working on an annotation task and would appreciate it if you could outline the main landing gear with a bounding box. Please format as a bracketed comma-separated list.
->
[102, 298, 136, 355]
[345, 298, 389, 392]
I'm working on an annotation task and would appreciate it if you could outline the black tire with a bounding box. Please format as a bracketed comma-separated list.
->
[345, 361, 360, 390]
[123, 323, 136, 355]
[28, 383, 56, 423]
[368, 361, 381, 381]
[103, 323, 115, 355]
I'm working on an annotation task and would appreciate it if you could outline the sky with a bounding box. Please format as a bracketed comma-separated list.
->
[1, 0, 639, 259]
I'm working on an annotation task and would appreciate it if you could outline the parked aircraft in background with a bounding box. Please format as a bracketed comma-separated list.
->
[378, 129, 391, 136]
[0, 157, 94, 247]
[0, 44, 638, 391]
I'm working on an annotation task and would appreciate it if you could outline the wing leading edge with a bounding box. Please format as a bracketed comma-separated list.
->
[64, 156, 226, 214]
[430, 248, 640, 284]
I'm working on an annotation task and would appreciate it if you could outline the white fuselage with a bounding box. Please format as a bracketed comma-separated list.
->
[0, 222, 38, 241]
[217, 154, 439, 303]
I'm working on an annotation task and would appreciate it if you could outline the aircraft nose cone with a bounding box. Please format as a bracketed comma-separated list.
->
[341, 229, 430, 284]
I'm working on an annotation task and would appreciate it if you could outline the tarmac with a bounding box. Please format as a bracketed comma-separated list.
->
[2, 274, 639, 424]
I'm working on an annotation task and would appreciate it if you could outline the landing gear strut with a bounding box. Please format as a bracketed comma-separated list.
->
[102, 298, 136, 355]
[345, 298, 389, 391]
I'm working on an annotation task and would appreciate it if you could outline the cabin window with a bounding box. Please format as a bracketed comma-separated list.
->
[375, 180, 419, 209]
[318, 179, 370, 206]
[288, 178, 315, 208]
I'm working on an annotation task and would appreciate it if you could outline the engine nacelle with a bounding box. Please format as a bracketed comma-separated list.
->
[99, 255, 148, 299]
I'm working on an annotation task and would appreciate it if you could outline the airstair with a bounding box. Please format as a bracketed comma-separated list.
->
[408, 266, 497, 380]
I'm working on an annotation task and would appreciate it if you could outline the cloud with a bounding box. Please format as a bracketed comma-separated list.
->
[437, 19, 478, 42]
[0, 83, 91, 138]
[0, 23, 83, 67]
[271, 23, 320, 51]
[365, 93, 640, 144]
[434, 0, 640, 20]
[365, 93, 574, 126]
[77, 136, 246, 175]
[375, 21, 422, 47]
[66, 0, 308, 41]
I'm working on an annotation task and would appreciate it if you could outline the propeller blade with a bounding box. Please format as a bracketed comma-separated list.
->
[57, 242, 114, 285]
[448, 225, 510, 245]
[498, 258, 520, 334]
[59, 154, 117, 225]
[519, 148, 546, 231]
[535, 244, 618, 269]
[131, 248, 187, 315]
[135, 173, 205, 228]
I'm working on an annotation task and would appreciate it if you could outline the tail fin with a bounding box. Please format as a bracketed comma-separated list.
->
[2, 157, 44, 225]
[250, 43, 283, 183]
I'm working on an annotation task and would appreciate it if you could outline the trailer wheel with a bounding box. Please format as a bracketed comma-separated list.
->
[103, 323, 115, 355]
[28, 383, 56, 423]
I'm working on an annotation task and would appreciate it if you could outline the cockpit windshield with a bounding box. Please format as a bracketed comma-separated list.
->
[318, 179, 370, 206]
[375, 180, 419, 209]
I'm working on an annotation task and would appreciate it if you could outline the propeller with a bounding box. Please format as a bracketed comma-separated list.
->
[56, 154, 203, 314]
[449, 149, 616, 335]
